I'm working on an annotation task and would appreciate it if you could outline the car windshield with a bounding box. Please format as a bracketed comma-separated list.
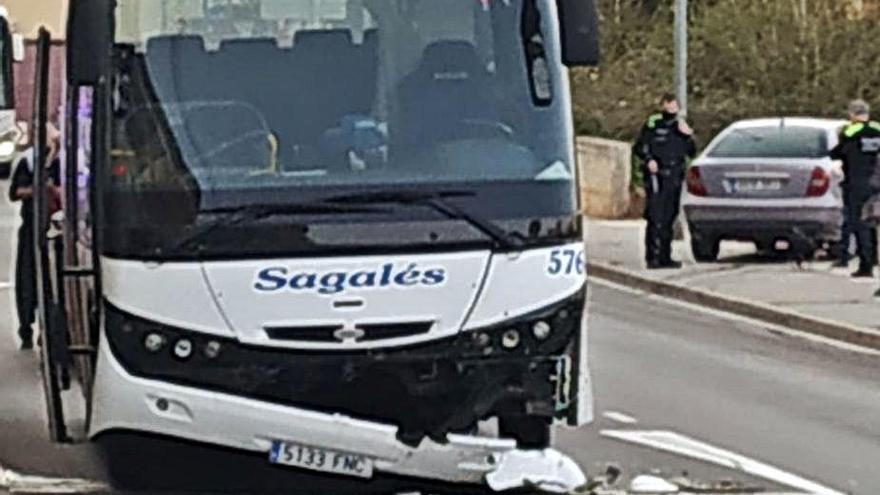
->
[707, 125, 828, 159]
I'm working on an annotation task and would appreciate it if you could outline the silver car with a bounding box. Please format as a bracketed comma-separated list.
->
[682, 118, 846, 261]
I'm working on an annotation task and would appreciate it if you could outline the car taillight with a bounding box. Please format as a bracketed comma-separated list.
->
[806, 167, 830, 197]
[686, 166, 708, 197]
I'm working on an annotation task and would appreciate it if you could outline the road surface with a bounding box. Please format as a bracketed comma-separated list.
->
[1, 189, 878, 493]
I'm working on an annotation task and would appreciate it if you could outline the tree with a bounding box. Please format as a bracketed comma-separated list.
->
[572, 0, 880, 145]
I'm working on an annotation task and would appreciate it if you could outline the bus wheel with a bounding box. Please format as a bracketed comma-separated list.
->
[96, 433, 180, 490]
[498, 416, 552, 449]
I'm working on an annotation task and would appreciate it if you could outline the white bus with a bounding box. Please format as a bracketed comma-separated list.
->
[33, 0, 599, 490]
[0, 9, 20, 177]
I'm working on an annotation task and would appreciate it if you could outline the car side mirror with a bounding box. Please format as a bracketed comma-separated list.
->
[557, 0, 600, 67]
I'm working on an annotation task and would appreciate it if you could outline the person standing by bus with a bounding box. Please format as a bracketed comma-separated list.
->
[633, 93, 697, 269]
[7, 125, 61, 349]
[829, 100, 880, 279]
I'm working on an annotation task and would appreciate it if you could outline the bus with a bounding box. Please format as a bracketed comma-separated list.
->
[32, 0, 599, 490]
[0, 8, 19, 178]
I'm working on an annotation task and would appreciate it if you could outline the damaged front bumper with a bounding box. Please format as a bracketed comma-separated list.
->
[102, 287, 587, 445]
[90, 335, 587, 492]
[92, 289, 590, 490]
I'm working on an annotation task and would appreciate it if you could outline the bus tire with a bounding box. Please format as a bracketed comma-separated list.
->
[96, 433, 180, 490]
[498, 416, 552, 449]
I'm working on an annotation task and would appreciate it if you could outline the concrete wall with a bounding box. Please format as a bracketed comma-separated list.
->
[3, 0, 68, 39]
[576, 136, 632, 219]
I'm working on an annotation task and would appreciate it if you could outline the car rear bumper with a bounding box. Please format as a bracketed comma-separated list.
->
[684, 205, 842, 241]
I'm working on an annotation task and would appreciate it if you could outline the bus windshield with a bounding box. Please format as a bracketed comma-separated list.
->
[108, 0, 578, 258]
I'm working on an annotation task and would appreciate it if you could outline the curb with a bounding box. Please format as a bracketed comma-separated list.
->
[587, 262, 880, 351]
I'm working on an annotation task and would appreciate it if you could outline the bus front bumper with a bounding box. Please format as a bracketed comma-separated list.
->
[89, 331, 586, 492]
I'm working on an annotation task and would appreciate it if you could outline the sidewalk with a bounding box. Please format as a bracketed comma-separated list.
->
[586, 218, 880, 332]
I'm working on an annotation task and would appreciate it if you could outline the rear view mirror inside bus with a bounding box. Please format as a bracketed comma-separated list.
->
[66, 0, 113, 85]
[557, 0, 600, 67]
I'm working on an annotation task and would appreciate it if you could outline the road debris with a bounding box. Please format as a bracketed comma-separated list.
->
[630, 474, 679, 493]
[0, 465, 110, 494]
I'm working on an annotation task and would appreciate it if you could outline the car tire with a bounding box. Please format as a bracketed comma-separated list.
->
[691, 236, 720, 262]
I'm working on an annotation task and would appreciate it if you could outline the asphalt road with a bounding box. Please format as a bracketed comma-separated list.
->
[1, 187, 879, 493]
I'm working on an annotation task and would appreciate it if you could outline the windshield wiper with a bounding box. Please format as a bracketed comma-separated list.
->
[159, 201, 386, 256]
[324, 190, 525, 250]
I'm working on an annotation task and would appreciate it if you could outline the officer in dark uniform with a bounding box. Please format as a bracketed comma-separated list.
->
[7, 143, 61, 350]
[633, 93, 697, 269]
[829, 99, 880, 278]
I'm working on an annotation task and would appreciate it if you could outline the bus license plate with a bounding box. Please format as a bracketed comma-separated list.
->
[269, 442, 373, 478]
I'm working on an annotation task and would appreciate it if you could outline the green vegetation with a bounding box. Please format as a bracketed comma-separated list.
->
[572, 0, 880, 147]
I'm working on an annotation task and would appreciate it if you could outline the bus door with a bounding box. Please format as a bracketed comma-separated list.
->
[32, 27, 71, 443]
[32, 21, 104, 443]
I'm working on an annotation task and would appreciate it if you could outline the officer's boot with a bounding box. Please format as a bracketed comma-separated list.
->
[658, 224, 682, 269]
[645, 223, 660, 268]
[18, 325, 34, 350]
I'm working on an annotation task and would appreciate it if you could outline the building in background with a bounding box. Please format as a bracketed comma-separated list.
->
[1, 0, 66, 134]
[2, 0, 67, 39]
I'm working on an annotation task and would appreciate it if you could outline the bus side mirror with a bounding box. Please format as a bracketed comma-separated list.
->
[12, 34, 24, 62]
[557, 0, 600, 67]
[67, 0, 113, 85]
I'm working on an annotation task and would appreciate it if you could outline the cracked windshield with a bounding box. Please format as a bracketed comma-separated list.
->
[0, 0, 878, 494]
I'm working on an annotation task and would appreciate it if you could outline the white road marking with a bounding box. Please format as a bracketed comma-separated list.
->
[0, 464, 109, 494]
[589, 277, 880, 357]
[0, 281, 12, 291]
[600, 429, 846, 495]
[602, 410, 638, 424]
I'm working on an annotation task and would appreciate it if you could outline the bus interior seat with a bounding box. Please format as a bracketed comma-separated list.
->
[145, 35, 209, 104]
[291, 29, 376, 144]
[396, 40, 497, 150]
[144, 31, 379, 172]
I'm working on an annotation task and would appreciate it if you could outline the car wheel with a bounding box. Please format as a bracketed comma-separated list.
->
[691, 236, 720, 262]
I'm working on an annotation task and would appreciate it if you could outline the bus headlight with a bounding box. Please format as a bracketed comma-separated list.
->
[173, 338, 194, 360]
[501, 329, 521, 349]
[144, 332, 167, 353]
[532, 320, 552, 340]
[204, 340, 222, 359]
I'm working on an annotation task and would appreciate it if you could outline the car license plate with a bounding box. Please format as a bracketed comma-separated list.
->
[269, 441, 373, 478]
[730, 178, 782, 192]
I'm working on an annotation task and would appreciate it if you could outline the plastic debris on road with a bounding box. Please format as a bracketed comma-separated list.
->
[629, 474, 680, 493]
[0, 465, 110, 494]
[484, 448, 587, 493]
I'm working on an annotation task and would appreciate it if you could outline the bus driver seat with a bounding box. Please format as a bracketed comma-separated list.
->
[396, 40, 498, 152]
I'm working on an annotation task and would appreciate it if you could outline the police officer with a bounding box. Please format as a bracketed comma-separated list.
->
[7, 134, 61, 350]
[829, 99, 880, 279]
[633, 93, 696, 269]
